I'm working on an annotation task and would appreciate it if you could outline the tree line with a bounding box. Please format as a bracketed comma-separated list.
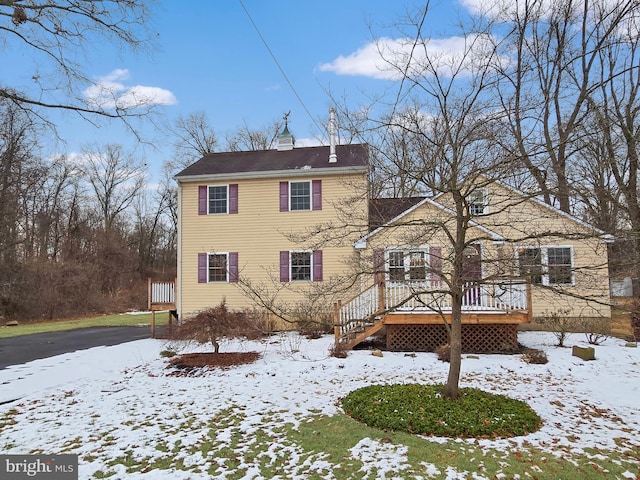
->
[0, 99, 290, 321]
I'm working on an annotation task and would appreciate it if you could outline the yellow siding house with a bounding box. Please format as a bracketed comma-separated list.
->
[175, 129, 369, 322]
[173, 127, 613, 352]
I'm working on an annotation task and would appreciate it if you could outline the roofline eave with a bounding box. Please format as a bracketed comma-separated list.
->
[175, 165, 368, 183]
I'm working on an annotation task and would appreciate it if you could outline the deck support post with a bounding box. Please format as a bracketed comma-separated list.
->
[334, 301, 341, 344]
[378, 281, 385, 312]
[526, 279, 533, 323]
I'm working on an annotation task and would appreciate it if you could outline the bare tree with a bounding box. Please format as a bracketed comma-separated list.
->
[81, 143, 145, 232]
[492, 0, 640, 213]
[224, 119, 282, 152]
[321, 3, 612, 400]
[169, 111, 219, 171]
[0, 0, 159, 127]
[577, 14, 640, 281]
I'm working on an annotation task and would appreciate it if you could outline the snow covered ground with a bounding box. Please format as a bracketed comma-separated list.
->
[0, 331, 638, 479]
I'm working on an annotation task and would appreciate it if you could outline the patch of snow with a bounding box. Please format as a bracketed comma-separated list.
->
[0, 331, 637, 479]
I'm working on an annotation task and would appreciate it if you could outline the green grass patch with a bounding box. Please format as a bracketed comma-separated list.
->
[289, 414, 639, 479]
[77, 407, 637, 479]
[341, 383, 542, 438]
[0, 312, 169, 338]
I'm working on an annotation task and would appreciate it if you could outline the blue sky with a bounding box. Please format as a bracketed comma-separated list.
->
[7, 0, 480, 181]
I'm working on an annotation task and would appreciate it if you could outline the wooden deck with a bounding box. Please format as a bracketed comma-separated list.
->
[334, 280, 531, 351]
[148, 279, 177, 338]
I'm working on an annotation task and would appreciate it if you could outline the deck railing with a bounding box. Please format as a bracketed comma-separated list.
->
[384, 281, 528, 312]
[337, 279, 528, 333]
[150, 281, 175, 305]
[335, 284, 382, 339]
[148, 279, 177, 338]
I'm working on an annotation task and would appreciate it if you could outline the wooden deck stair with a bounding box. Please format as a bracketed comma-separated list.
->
[336, 317, 385, 350]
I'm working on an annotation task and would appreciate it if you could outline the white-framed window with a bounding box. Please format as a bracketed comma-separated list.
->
[290, 251, 312, 281]
[290, 181, 311, 211]
[386, 248, 429, 283]
[517, 246, 574, 286]
[280, 249, 323, 282]
[198, 184, 238, 215]
[208, 185, 228, 214]
[467, 188, 488, 216]
[208, 253, 229, 282]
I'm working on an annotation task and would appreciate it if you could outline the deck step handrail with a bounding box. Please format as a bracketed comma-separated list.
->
[336, 283, 380, 339]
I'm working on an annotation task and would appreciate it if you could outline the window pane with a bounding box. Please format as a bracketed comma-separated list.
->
[388, 251, 405, 282]
[548, 247, 572, 285]
[291, 252, 311, 281]
[208, 254, 227, 282]
[468, 189, 486, 216]
[409, 252, 426, 281]
[290, 182, 310, 210]
[209, 186, 228, 214]
[518, 248, 542, 284]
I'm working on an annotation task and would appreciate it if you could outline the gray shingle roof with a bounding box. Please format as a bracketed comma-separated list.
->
[175, 144, 368, 178]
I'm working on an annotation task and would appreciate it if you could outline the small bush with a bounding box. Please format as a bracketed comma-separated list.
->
[580, 317, 610, 345]
[435, 344, 450, 362]
[159, 349, 177, 358]
[171, 300, 269, 353]
[330, 342, 349, 358]
[235, 308, 276, 339]
[537, 309, 577, 347]
[341, 383, 542, 438]
[521, 348, 548, 364]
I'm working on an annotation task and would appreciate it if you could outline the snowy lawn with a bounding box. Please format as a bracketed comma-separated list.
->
[0, 331, 638, 479]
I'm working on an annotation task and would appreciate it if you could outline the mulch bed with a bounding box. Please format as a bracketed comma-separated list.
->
[167, 351, 260, 375]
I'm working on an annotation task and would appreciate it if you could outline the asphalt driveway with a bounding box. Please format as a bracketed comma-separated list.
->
[0, 326, 158, 369]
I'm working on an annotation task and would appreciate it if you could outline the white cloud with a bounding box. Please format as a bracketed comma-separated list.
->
[318, 39, 398, 80]
[319, 35, 498, 80]
[84, 69, 177, 110]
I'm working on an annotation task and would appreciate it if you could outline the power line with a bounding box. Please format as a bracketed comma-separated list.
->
[238, 0, 325, 136]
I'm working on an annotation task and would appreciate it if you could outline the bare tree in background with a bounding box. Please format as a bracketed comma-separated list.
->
[0, 0, 158, 128]
[81, 144, 145, 233]
[224, 119, 282, 152]
[169, 111, 219, 170]
[492, 0, 640, 213]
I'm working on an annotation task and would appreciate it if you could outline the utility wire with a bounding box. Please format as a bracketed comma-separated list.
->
[238, 0, 325, 136]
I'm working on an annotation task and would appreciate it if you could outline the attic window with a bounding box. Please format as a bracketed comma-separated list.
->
[467, 188, 488, 216]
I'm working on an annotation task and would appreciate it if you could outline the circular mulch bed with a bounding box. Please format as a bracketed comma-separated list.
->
[167, 352, 260, 374]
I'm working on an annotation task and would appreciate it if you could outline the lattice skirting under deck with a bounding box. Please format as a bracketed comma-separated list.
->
[386, 323, 519, 353]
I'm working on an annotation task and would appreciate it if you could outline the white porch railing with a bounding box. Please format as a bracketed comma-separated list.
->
[337, 279, 528, 333]
[384, 281, 528, 312]
[336, 284, 381, 339]
[335, 279, 529, 348]
[151, 281, 175, 304]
